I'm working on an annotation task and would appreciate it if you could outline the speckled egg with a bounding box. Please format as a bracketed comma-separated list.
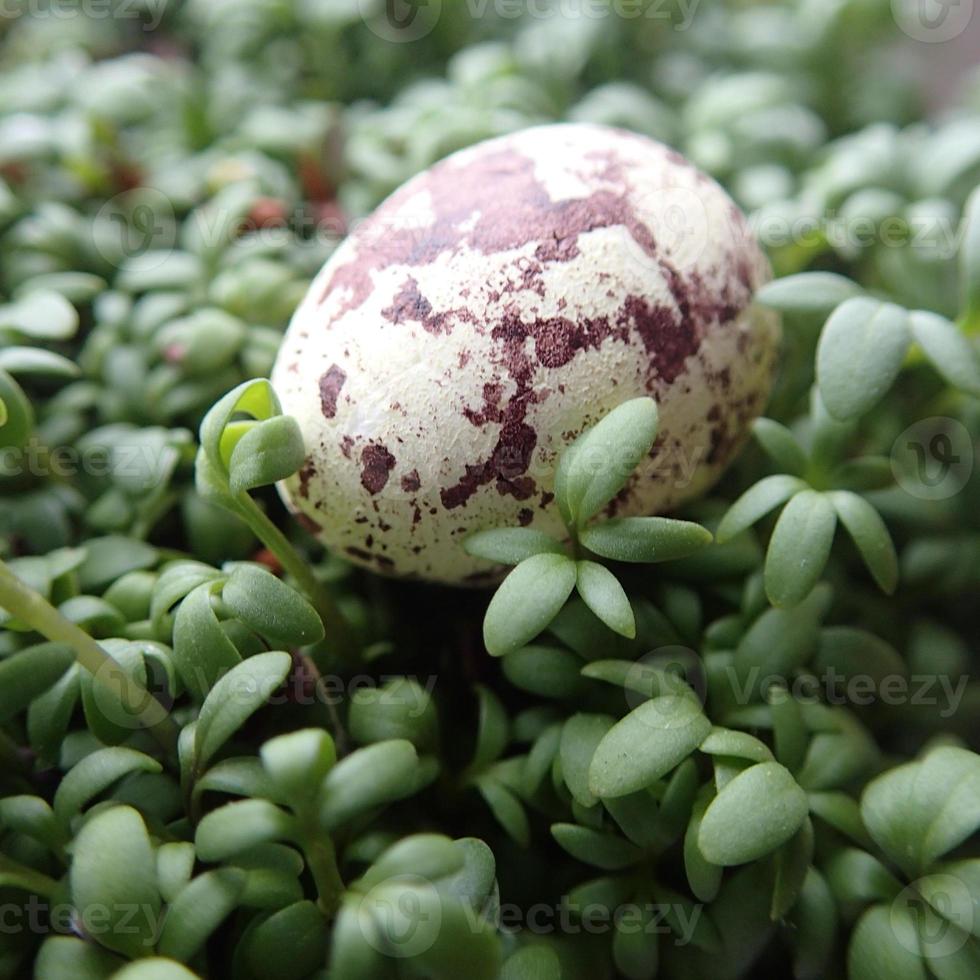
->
[272, 123, 780, 584]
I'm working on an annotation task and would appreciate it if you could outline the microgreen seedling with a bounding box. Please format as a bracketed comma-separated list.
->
[466, 398, 713, 654]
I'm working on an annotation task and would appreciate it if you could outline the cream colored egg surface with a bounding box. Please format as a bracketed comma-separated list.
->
[272, 123, 780, 584]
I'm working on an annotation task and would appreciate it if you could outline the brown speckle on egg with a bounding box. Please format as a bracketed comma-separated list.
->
[318, 365, 346, 419]
[360, 444, 395, 495]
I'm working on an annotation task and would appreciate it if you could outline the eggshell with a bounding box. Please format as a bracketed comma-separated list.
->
[272, 123, 780, 584]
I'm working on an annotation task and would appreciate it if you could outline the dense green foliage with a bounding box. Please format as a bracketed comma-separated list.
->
[1, 2, 979, 978]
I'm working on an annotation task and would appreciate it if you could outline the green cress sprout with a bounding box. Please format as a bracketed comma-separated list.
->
[194, 378, 357, 662]
[465, 398, 714, 656]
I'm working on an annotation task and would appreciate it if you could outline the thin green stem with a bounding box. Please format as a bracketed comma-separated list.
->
[292, 805, 344, 918]
[305, 833, 346, 919]
[288, 788, 345, 918]
[237, 495, 359, 664]
[0, 560, 179, 756]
